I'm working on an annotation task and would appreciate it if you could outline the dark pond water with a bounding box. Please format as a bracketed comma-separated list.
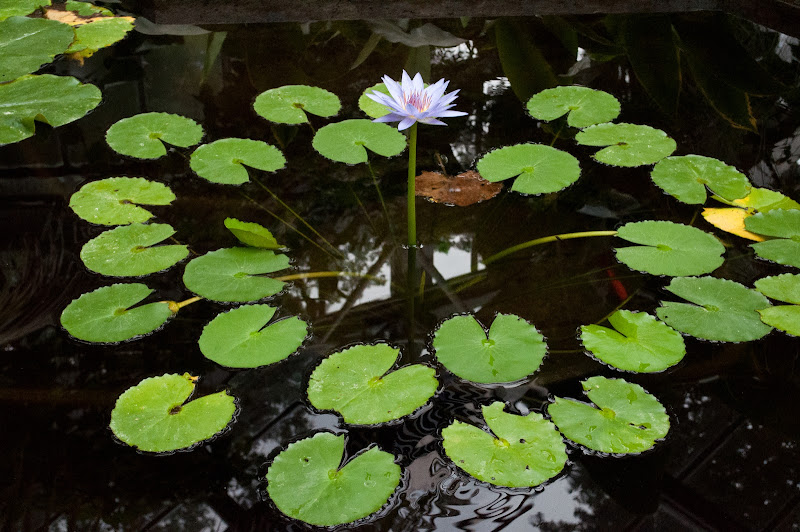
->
[1, 9, 800, 532]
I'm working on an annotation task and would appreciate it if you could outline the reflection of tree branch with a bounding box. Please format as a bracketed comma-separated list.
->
[415, 248, 469, 314]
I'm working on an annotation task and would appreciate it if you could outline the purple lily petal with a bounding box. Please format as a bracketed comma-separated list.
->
[397, 116, 417, 131]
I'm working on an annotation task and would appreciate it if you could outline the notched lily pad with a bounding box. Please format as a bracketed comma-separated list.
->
[754, 273, 800, 305]
[745, 210, 800, 268]
[67, 16, 134, 58]
[526, 86, 621, 128]
[442, 402, 567, 488]
[106, 112, 204, 159]
[576, 123, 676, 167]
[69, 177, 176, 226]
[0, 16, 75, 82]
[307, 343, 438, 425]
[312, 119, 406, 164]
[224, 217, 283, 249]
[358, 82, 391, 119]
[109, 373, 236, 453]
[254, 85, 341, 125]
[80, 223, 188, 277]
[475, 143, 581, 195]
[650, 155, 750, 204]
[548, 376, 670, 454]
[266, 432, 401, 526]
[182, 247, 289, 302]
[190, 138, 286, 185]
[415, 170, 502, 206]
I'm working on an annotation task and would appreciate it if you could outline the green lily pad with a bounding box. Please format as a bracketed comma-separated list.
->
[746, 210, 800, 268]
[307, 343, 438, 425]
[580, 310, 686, 372]
[0, 17, 75, 82]
[254, 85, 341, 125]
[224, 218, 282, 249]
[754, 273, 800, 304]
[442, 402, 567, 488]
[198, 304, 308, 368]
[80, 223, 189, 277]
[358, 82, 391, 119]
[109, 373, 236, 453]
[182, 247, 289, 302]
[757, 306, 800, 337]
[729, 187, 800, 212]
[64, 0, 112, 16]
[312, 119, 406, 165]
[0, 0, 50, 20]
[548, 376, 670, 454]
[189, 138, 286, 185]
[650, 155, 750, 204]
[67, 17, 134, 58]
[432, 313, 547, 384]
[576, 123, 677, 167]
[106, 112, 204, 159]
[526, 86, 621, 128]
[0, 74, 101, 146]
[475, 143, 581, 195]
[60, 283, 173, 343]
[266, 432, 401, 526]
[69, 177, 176, 226]
[656, 276, 772, 342]
[614, 220, 725, 276]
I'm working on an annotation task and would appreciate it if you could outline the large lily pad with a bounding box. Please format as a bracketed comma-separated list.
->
[442, 402, 567, 488]
[656, 276, 772, 342]
[526, 86, 621, 128]
[60, 283, 173, 343]
[0, 16, 74, 82]
[576, 123, 676, 167]
[580, 310, 686, 372]
[266, 432, 401, 526]
[106, 112, 203, 159]
[182, 247, 289, 302]
[650, 155, 750, 204]
[614, 220, 725, 276]
[1, 0, 50, 20]
[432, 313, 546, 383]
[224, 217, 282, 249]
[80, 223, 189, 277]
[0, 74, 101, 146]
[109, 373, 236, 453]
[475, 143, 581, 195]
[69, 177, 176, 226]
[746, 210, 800, 268]
[189, 138, 286, 185]
[312, 119, 406, 164]
[254, 85, 341, 125]
[307, 344, 438, 425]
[548, 376, 669, 454]
[198, 304, 308, 368]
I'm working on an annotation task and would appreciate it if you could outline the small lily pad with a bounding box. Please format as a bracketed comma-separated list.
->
[80, 223, 189, 277]
[746, 210, 800, 268]
[189, 138, 286, 185]
[548, 376, 670, 454]
[0, 16, 75, 82]
[432, 313, 547, 384]
[182, 247, 289, 302]
[614, 220, 725, 276]
[224, 218, 283, 249]
[254, 85, 341, 125]
[475, 143, 581, 195]
[754, 273, 800, 304]
[307, 343, 438, 425]
[650, 155, 750, 204]
[442, 402, 567, 488]
[526, 86, 621, 128]
[576, 123, 677, 167]
[106, 112, 204, 159]
[1, 0, 50, 20]
[312, 119, 406, 164]
[656, 276, 772, 342]
[358, 82, 392, 119]
[580, 310, 686, 372]
[69, 177, 176, 226]
[67, 16, 134, 58]
[198, 304, 308, 368]
[757, 306, 800, 337]
[109, 373, 236, 453]
[60, 283, 173, 343]
[266, 432, 401, 526]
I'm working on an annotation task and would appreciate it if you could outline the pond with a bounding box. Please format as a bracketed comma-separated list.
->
[1, 2, 800, 530]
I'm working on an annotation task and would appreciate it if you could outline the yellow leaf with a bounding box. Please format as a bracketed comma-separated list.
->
[702, 207, 765, 242]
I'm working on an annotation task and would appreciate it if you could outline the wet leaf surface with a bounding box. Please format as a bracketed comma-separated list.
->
[313, 119, 406, 164]
[650, 155, 750, 204]
[106, 112, 203, 159]
[69, 177, 176, 226]
[576, 123, 676, 167]
[0, 16, 74, 82]
[190, 138, 285, 185]
[476, 143, 581, 195]
[182, 247, 289, 302]
[526, 86, 620, 128]
[80, 223, 188, 277]
[254, 85, 340, 124]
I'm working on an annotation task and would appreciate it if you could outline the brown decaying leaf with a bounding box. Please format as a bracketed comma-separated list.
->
[415, 170, 502, 207]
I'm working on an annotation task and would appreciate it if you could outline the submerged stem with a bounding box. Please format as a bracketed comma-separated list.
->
[275, 271, 385, 283]
[407, 123, 418, 247]
[367, 159, 395, 240]
[483, 230, 618, 265]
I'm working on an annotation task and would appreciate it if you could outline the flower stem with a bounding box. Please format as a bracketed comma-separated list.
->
[483, 230, 618, 265]
[166, 296, 203, 313]
[407, 123, 418, 247]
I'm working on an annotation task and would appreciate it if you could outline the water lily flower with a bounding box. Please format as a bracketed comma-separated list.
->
[367, 70, 467, 131]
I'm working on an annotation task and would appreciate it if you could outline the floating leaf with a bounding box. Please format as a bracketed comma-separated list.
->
[80, 223, 188, 277]
[650, 155, 750, 204]
[656, 276, 772, 342]
[312, 119, 406, 165]
[189, 138, 285, 185]
[254, 85, 341, 125]
[307, 344, 438, 425]
[63, 0, 112, 17]
[109, 373, 236, 453]
[575, 123, 676, 167]
[0, 16, 74, 82]
[60, 283, 173, 343]
[266, 432, 401, 526]
[69, 177, 176, 226]
[224, 218, 282, 249]
[0, 74, 101, 146]
[0, 0, 50, 20]
[731, 188, 800, 212]
[415, 170, 502, 206]
[67, 17, 134, 58]
[754, 273, 800, 305]
[358, 82, 392, 118]
[475, 143, 581, 195]
[182, 247, 289, 303]
[432, 313, 547, 384]
[746, 210, 800, 268]
[106, 112, 203, 159]
[548, 376, 669, 454]
[701, 208, 765, 242]
[526, 86, 620, 128]
[580, 310, 686, 372]
[757, 307, 800, 337]
[442, 402, 567, 488]
[614, 220, 725, 276]
[198, 304, 308, 368]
